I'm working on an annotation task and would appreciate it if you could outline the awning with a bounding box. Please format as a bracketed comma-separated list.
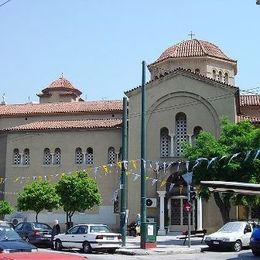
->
[200, 181, 260, 195]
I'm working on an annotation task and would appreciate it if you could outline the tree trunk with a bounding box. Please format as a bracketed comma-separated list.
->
[36, 212, 39, 222]
[213, 192, 231, 224]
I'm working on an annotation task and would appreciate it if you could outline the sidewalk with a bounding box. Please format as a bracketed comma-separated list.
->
[117, 235, 208, 255]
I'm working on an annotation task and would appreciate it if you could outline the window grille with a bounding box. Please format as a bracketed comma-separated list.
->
[23, 149, 30, 165]
[224, 73, 228, 84]
[160, 128, 170, 157]
[218, 71, 223, 82]
[108, 147, 116, 164]
[175, 113, 187, 157]
[43, 148, 52, 165]
[13, 149, 21, 165]
[54, 148, 61, 165]
[75, 148, 83, 164]
[86, 147, 94, 165]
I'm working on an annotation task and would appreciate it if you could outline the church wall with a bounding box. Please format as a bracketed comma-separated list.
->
[3, 128, 121, 228]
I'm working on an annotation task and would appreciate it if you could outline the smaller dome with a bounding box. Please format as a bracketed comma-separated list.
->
[42, 75, 82, 95]
[155, 39, 235, 64]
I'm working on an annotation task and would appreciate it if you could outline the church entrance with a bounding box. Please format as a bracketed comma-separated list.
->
[168, 196, 194, 232]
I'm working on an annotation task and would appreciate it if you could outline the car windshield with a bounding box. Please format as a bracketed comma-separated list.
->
[89, 225, 111, 233]
[218, 222, 244, 233]
[0, 227, 22, 241]
[33, 223, 52, 230]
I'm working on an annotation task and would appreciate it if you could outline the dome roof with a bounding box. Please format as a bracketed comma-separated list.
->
[42, 76, 82, 95]
[154, 39, 235, 64]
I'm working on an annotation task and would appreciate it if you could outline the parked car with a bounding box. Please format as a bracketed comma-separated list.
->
[0, 225, 37, 252]
[204, 221, 253, 252]
[53, 224, 122, 253]
[250, 224, 260, 256]
[14, 222, 52, 246]
[0, 252, 86, 260]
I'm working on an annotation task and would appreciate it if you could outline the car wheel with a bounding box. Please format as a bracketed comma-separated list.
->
[252, 250, 260, 256]
[107, 249, 116, 254]
[83, 242, 92, 253]
[233, 240, 242, 252]
[55, 240, 63, 251]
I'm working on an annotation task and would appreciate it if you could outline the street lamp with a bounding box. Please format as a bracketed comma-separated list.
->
[257, 0, 260, 5]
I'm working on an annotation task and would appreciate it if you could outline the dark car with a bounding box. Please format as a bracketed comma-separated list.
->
[15, 222, 52, 246]
[250, 225, 260, 256]
[0, 225, 37, 252]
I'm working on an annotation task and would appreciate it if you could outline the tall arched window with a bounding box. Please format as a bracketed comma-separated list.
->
[43, 148, 52, 165]
[218, 71, 223, 82]
[54, 148, 61, 165]
[75, 147, 83, 164]
[224, 72, 228, 84]
[212, 70, 216, 80]
[86, 147, 94, 165]
[192, 126, 203, 144]
[22, 148, 30, 165]
[108, 147, 116, 164]
[160, 127, 170, 157]
[195, 68, 200, 74]
[13, 149, 21, 165]
[175, 112, 187, 157]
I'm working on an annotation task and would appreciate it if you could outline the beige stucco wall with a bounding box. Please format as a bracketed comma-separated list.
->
[3, 128, 121, 228]
[126, 72, 238, 230]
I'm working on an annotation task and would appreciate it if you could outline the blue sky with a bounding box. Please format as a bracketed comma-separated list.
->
[0, 0, 259, 104]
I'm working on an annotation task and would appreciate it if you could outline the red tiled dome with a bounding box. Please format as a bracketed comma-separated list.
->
[42, 76, 82, 95]
[155, 39, 235, 63]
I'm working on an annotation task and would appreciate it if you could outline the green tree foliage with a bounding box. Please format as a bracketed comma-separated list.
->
[184, 119, 260, 224]
[0, 200, 13, 219]
[56, 171, 102, 227]
[17, 181, 60, 222]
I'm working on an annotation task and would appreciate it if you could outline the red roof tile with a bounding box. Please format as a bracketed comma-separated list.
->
[151, 39, 236, 65]
[240, 95, 260, 106]
[0, 100, 123, 117]
[2, 119, 122, 132]
[237, 115, 260, 124]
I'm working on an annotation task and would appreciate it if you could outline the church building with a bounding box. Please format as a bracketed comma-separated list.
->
[0, 39, 259, 233]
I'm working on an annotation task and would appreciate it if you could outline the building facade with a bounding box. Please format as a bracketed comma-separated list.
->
[0, 39, 259, 232]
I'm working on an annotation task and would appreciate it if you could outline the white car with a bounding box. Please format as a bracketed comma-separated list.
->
[53, 224, 122, 254]
[205, 221, 253, 252]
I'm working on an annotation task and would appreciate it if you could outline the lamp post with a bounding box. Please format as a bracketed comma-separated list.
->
[257, 0, 260, 5]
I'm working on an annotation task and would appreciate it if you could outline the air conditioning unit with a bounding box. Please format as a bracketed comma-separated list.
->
[146, 198, 157, 208]
[11, 217, 24, 226]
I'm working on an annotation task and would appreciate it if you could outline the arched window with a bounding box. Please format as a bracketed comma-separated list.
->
[175, 112, 187, 157]
[86, 147, 94, 165]
[192, 126, 203, 144]
[13, 149, 21, 165]
[195, 68, 200, 74]
[224, 72, 228, 84]
[43, 148, 52, 165]
[218, 71, 223, 82]
[22, 148, 30, 165]
[187, 69, 191, 72]
[118, 147, 123, 161]
[75, 147, 83, 164]
[108, 147, 116, 164]
[160, 128, 170, 157]
[54, 148, 61, 165]
[212, 70, 216, 80]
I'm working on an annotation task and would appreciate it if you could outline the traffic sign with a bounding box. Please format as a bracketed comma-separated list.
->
[184, 202, 192, 212]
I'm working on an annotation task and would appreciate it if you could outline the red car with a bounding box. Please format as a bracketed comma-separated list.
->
[0, 252, 86, 260]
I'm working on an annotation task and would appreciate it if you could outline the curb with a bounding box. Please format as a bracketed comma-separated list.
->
[117, 247, 203, 255]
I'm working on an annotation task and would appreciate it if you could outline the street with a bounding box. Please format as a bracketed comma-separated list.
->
[39, 248, 255, 260]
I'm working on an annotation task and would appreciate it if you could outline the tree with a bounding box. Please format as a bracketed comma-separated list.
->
[184, 119, 260, 224]
[56, 170, 102, 228]
[0, 200, 13, 219]
[17, 180, 60, 222]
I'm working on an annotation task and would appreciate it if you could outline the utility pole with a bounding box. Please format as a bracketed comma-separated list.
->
[140, 61, 147, 249]
[187, 184, 191, 247]
[120, 97, 128, 246]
